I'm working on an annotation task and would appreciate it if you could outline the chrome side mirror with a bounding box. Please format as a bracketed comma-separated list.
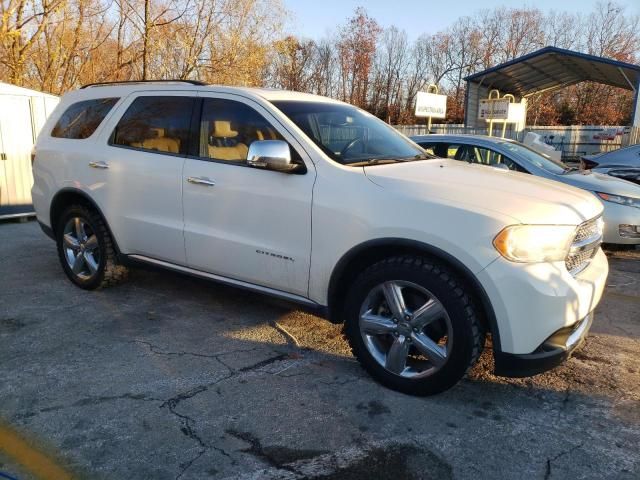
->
[247, 140, 297, 173]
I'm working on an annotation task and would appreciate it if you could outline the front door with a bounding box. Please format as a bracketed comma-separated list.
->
[182, 94, 315, 296]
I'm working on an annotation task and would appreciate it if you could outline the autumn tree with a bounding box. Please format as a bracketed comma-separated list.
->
[1, 0, 65, 85]
[1, 1, 638, 126]
[269, 35, 316, 91]
[336, 7, 381, 108]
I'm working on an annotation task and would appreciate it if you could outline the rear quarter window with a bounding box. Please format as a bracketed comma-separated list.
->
[51, 98, 119, 139]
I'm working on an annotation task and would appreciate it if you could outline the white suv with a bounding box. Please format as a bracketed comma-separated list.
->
[32, 80, 609, 395]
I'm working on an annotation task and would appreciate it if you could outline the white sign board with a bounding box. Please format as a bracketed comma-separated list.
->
[415, 91, 447, 119]
[478, 99, 525, 123]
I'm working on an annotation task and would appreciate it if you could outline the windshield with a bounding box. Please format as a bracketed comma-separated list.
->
[498, 141, 568, 175]
[272, 100, 428, 165]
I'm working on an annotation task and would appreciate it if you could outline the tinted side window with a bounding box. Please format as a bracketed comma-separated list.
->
[417, 143, 437, 156]
[111, 96, 194, 155]
[458, 145, 526, 172]
[418, 142, 458, 158]
[51, 98, 119, 139]
[494, 151, 528, 172]
[199, 98, 285, 163]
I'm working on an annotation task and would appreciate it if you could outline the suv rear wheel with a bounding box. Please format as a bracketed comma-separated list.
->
[343, 256, 484, 395]
[56, 205, 129, 289]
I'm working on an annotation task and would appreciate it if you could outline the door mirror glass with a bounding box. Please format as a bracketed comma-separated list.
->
[247, 140, 297, 172]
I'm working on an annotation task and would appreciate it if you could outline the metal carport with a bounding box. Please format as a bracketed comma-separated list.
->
[464, 46, 640, 132]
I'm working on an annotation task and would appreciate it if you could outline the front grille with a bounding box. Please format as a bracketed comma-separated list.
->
[565, 216, 603, 275]
[565, 248, 596, 273]
[574, 219, 601, 243]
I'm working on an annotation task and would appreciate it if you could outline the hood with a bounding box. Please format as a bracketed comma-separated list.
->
[364, 159, 603, 225]
[593, 167, 640, 186]
[583, 146, 640, 168]
[558, 170, 640, 198]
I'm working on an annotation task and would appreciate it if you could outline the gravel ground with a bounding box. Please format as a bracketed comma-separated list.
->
[0, 219, 638, 480]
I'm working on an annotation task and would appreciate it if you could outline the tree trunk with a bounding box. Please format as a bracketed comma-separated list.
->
[142, 0, 150, 80]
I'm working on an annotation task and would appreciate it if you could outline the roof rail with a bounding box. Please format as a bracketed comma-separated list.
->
[80, 79, 207, 89]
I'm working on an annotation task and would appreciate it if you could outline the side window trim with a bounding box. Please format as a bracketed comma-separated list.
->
[108, 137, 188, 159]
[186, 97, 203, 158]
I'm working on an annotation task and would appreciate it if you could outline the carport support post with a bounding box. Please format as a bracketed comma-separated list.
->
[515, 97, 527, 142]
[632, 78, 640, 129]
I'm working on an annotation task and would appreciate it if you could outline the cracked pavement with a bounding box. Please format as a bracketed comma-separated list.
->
[0, 220, 639, 479]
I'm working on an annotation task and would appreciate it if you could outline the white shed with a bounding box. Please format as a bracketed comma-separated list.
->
[0, 82, 59, 219]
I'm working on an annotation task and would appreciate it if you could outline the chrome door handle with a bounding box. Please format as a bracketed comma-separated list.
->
[89, 161, 109, 169]
[187, 176, 215, 186]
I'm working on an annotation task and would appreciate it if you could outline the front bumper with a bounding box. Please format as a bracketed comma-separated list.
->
[601, 201, 640, 245]
[477, 247, 608, 368]
[494, 312, 593, 377]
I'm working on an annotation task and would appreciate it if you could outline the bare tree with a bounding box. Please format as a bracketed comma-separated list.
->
[0, 0, 65, 85]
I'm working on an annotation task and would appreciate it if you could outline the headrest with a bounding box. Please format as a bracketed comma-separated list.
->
[150, 128, 165, 138]
[212, 121, 238, 138]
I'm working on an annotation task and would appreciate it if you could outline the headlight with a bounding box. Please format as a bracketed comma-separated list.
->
[596, 192, 640, 208]
[493, 225, 576, 263]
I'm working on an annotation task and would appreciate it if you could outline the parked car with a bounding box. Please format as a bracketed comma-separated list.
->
[581, 144, 640, 186]
[32, 81, 608, 395]
[412, 135, 640, 245]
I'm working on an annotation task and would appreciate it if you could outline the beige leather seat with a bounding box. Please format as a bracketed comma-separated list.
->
[255, 128, 278, 141]
[133, 128, 180, 153]
[208, 121, 248, 161]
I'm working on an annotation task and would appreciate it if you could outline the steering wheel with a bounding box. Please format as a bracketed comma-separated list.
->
[340, 138, 364, 158]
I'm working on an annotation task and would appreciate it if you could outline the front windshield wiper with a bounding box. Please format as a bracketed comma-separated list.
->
[408, 153, 436, 160]
[344, 157, 408, 166]
[562, 166, 580, 173]
[347, 154, 435, 166]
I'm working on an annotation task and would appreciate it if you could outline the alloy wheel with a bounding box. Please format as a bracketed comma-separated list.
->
[62, 217, 100, 281]
[358, 280, 453, 378]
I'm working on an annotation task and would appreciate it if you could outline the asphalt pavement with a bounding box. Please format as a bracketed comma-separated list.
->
[0, 219, 638, 479]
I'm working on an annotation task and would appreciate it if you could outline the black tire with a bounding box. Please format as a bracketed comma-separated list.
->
[343, 255, 484, 396]
[56, 204, 129, 290]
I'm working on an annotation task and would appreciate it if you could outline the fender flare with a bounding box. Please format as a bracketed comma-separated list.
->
[49, 187, 123, 256]
[327, 237, 502, 351]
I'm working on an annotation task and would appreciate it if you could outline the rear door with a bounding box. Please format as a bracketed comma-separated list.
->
[181, 94, 315, 296]
[93, 92, 196, 263]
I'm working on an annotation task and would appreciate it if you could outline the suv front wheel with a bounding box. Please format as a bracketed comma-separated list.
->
[343, 256, 484, 396]
[56, 205, 129, 290]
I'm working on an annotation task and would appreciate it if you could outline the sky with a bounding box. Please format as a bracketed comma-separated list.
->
[282, 0, 640, 41]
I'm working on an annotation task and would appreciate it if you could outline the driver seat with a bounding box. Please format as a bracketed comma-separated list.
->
[208, 121, 248, 161]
